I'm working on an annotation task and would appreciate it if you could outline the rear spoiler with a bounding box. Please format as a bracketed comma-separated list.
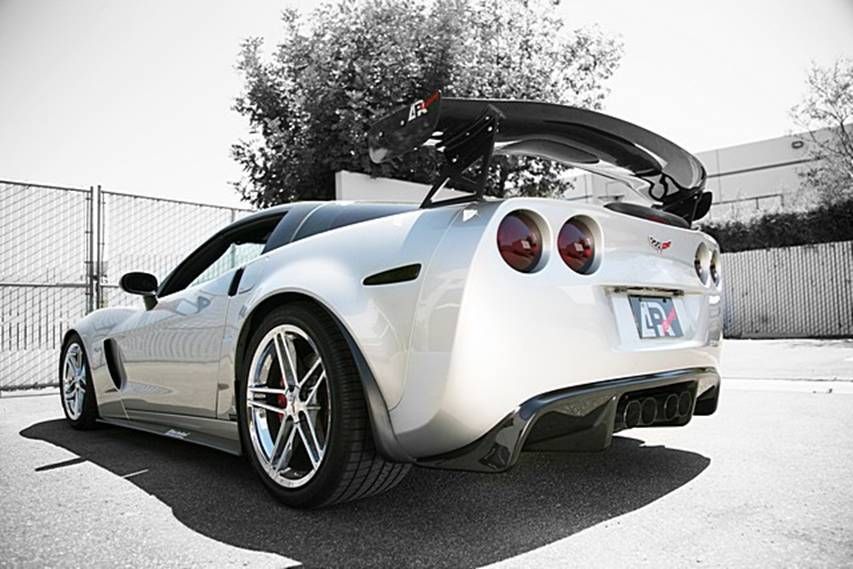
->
[368, 91, 711, 223]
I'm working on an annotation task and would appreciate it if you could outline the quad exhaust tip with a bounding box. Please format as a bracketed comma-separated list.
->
[640, 397, 657, 425]
[663, 393, 679, 421]
[619, 389, 694, 428]
[624, 400, 642, 428]
[678, 391, 692, 416]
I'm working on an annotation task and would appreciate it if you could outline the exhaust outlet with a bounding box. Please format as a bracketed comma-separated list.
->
[640, 397, 657, 425]
[623, 400, 642, 428]
[678, 391, 692, 417]
[663, 393, 679, 421]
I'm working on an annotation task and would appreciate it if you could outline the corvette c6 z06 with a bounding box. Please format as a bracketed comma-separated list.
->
[59, 92, 721, 508]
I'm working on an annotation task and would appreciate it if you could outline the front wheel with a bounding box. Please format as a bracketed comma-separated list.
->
[59, 333, 98, 429]
[238, 303, 409, 508]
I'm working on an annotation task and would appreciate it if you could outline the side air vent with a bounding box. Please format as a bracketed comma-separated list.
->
[102, 338, 127, 390]
[363, 264, 421, 286]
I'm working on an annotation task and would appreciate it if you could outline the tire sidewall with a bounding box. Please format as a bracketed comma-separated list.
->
[237, 304, 354, 507]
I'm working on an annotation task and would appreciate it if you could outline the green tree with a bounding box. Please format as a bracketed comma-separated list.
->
[232, 0, 622, 207]
[791, 58, 853, 205]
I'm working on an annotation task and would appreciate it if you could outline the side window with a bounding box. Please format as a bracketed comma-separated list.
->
[188, 242, 266, 289]
[158, 213, 284, 297]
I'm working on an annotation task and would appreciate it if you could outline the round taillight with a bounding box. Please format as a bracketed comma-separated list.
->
[558, 218, 596, 274]
[497, 211, 542, 273]
[695, 243, 711, 284]
[710, 249, 721, 286]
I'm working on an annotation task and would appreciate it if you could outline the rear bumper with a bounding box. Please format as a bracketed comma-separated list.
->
[416, 367, 719, 473]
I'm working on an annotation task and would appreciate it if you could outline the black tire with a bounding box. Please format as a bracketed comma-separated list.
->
[59, 332, 99, 429]
[237, 302, 410, 508]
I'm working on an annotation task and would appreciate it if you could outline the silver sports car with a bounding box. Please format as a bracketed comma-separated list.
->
[60, 93, 721, 508]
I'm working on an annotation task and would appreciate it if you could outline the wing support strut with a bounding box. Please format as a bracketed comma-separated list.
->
[420, 105, 502, 208]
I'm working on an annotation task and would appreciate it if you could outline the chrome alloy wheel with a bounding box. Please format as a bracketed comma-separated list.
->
[245, 324, 331, 489]
[62, 343, 87, 420]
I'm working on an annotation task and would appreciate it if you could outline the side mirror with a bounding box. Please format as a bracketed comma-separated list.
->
[119, 272, 158, 310]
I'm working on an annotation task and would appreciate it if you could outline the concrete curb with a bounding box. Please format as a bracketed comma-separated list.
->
[725, 378, 853, 394]
[0, 387, 60, 399]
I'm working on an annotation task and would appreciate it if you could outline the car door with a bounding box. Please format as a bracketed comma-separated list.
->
[115, 214, 283, 418]
[116, 270, 236, 417]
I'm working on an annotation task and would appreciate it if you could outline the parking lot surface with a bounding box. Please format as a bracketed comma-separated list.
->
[2, 340, 852, 568]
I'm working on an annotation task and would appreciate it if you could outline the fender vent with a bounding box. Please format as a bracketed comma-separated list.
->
[102, 338, 127, 390]
[363, 264, 421, 286]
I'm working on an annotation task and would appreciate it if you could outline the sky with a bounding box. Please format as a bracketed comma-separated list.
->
[0, 0, 851, 207]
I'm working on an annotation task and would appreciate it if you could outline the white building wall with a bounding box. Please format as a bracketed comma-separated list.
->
[335, 170, 467, 204]
[562, 129, 830, 222]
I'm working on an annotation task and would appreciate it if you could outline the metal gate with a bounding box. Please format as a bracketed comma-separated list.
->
[1, 182, 92, 389]
[0, 180, 250, 391]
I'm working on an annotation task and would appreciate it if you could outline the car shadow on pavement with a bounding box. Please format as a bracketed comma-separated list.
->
[21, 420, 709, 569]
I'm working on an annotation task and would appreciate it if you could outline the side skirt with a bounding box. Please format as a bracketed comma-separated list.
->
[99, 410, 242, 456]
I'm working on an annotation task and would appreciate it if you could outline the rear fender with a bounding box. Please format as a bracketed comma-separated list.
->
[224, 207, 463, 461]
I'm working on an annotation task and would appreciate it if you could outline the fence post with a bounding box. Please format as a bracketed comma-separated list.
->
[85, 186, 95, 314]
[95, 185, 104, 309]
[228, 208, 237, 268]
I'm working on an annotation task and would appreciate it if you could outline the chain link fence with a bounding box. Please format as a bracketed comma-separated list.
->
[99, 191, 252, 309]
[1, 181, 92, 390]
[722, 240, 853, 338]
[0, 180, 250, 390]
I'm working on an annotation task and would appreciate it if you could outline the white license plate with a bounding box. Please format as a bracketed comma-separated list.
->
[629, 296, 683, 338]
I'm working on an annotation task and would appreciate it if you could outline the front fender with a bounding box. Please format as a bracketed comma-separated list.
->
[66, 306, 139, 419]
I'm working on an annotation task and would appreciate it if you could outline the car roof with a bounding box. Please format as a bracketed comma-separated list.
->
[225, 201, 418, 253]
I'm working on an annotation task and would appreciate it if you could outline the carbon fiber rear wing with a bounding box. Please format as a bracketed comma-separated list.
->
[368, 91, 711, 222]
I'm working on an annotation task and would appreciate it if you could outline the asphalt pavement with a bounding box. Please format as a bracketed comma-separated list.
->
[1, 340, 852, 569]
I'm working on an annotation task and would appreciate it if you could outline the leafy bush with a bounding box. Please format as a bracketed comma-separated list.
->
[232, 0, 622, 206]
[700, 198, 853, 252]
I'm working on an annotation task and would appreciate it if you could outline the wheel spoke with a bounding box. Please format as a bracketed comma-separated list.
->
[298, 357, 322, 389]
[298, 414, 323, 469]
[73, 349, 83, 375]
[248, 386, 287, 397]
[273, 333, 298, 389]
[305, 372, 326, 405]
[268, 417, 289, 462]
[274, 422, 298, 471]
[283, 335, 300, 386]
[247, 399, 286, 415]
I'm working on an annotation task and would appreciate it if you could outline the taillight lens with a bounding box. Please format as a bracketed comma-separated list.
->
[695, 243, 711, 284]
[710, 249, 721, 286]
[497, 211, 542, 273]
[558, 218, 596, 274]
